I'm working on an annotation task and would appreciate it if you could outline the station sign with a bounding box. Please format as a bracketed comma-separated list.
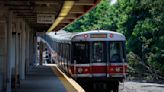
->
[37, 14, 55, 24]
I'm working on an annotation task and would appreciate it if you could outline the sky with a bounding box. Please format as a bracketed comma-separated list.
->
[110, 0, 117, 5]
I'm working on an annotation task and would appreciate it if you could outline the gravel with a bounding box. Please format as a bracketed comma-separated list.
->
[119, 81, 164, 92]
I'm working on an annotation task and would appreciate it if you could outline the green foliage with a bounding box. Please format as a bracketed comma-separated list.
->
[127, 52, 150, 80]
[65, 0, 111, 32]
[65, 0, 164, 80]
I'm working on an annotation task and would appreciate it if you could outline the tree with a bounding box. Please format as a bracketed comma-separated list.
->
[65, 0, 164, 80]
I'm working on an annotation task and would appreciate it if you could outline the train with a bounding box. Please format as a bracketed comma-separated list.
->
[41, 30, 128, 92]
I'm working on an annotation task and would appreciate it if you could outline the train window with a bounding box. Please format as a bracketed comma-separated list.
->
[68, 44, 71, 61]
[62, 44, 64, 57]
[72, 42, 89, 64]
[109, 42, 124, 63]
[91, 42, 107, 63]
[59, 43, 62, 56]
[63, 44, 65, 58]
[66, 44, 69, 60]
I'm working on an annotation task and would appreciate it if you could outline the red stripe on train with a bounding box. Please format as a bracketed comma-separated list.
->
[108, 65, 128, 74]
[91, 66, 106, 73]
[69, 65, 128, 74]
[70, 66, 90, 74]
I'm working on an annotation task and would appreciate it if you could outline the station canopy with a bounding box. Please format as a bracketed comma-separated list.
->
[2, 0, 101, 32]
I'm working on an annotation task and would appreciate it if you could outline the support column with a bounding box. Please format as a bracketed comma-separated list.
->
[18, 21, 21, 81]
[25, 26, 30, 73]
[33, 34, 37, 65]
[19, 21, 26, 80]
[6, 12, 13, 92]
[15, 32, 19, 88]
[28, 31, 33, 67]
[36, 37, 39, 65]
[10, 31, 19, 91]
[14, 20, 21, 89]
[11, 32, 16, 89]
[39, 42, 43, 65]
[0, 22, 5, 92]
[0, 9, 8, 92]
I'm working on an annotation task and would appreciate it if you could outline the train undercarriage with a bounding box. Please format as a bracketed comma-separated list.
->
[76, 77, 123, 92]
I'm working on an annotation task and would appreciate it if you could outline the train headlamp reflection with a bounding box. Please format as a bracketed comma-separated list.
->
[77, 68, 83, 73]
[83, 34, 88, 38]
[109, 34, 114, 38]
[115, 67, 121, 72]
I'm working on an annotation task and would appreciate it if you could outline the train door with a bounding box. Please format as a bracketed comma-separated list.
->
[90, 41, 107, 77]
[72, 42, 90, 76]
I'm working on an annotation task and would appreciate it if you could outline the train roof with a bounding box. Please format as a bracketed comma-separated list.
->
[74, 30, 123, 36]
[46, 30, 126, 43]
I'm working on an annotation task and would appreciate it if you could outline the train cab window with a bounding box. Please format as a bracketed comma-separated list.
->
[109, 42, 124, 63]
[72, 42, 89, 64]
[91, 42, 106, 63]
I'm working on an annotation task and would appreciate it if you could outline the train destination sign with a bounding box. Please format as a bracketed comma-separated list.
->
[90, 34, 107, 38]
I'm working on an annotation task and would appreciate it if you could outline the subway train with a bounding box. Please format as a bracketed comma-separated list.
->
[41, 30, 128, 92]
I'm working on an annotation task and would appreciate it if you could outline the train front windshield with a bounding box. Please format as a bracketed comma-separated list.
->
[109, 42, 125, 63]
[91, 41, 125, 63]
[72, 41, 125, 64]
[92, 42, 107, 63]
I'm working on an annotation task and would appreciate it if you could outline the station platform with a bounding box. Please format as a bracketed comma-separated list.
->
[15, 64, 84, 92]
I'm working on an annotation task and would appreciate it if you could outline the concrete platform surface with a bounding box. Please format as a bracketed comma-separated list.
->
[15, 65, 67, 92]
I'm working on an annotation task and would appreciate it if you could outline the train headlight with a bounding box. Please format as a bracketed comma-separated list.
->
[110, 68, 114, 72]
[109, 34, 114, 38]
[115, 67, 121, 72]
[77, 68, 83, 73]
[84, 68, 88, 72]
[83, 34, 88, 38]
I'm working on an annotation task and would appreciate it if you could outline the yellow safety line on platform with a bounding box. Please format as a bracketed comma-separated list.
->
[50, 65, 85, 92]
